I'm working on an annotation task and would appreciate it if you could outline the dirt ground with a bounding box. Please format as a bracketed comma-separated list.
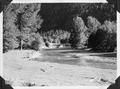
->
[3, 48, 117, 87]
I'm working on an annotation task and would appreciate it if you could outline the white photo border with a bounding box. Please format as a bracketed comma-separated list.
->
[0, 0, 119, 89]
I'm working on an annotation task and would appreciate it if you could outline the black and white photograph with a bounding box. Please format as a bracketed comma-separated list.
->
[1, 0, 118, 88]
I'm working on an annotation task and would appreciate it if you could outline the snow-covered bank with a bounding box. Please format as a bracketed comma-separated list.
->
[3, 50, 116, 86]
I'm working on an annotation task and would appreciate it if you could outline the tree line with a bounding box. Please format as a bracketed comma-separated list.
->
[3, 3, 116, 52]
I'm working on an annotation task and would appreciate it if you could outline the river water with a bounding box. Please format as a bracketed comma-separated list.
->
[32, 48, 117, 70]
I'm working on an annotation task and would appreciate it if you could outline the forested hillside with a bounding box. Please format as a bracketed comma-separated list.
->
[3, 3, 117, 52]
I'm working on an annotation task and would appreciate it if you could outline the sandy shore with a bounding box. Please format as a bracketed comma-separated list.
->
[3, 50, 116, 87]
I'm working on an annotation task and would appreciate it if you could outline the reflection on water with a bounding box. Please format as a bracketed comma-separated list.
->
[32, 49, 117, 70]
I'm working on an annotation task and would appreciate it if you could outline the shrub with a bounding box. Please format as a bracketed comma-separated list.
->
[88, 28, 107, 49]
[95, 32, 116, 52]
[87, 21, 116, 52]
[22, 43, 31, 49]
[31, 40, 40, 51]
[69, 32, 80, 49]
[30, 33, 45, 50]
[20, 32, 45, 50]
